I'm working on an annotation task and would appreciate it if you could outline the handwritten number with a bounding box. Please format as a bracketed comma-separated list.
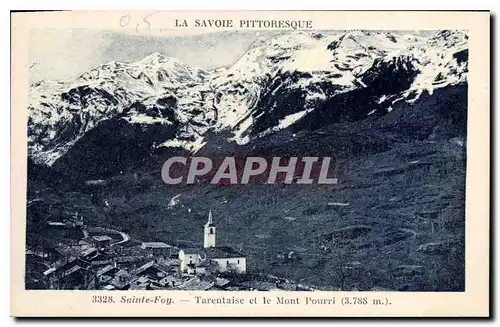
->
[142, 11, 159, 29]
[119, 12, 158, 31]
[119, 15, 131, 27]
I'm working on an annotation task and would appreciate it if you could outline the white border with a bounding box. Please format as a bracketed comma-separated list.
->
[4, 1, 496, 326]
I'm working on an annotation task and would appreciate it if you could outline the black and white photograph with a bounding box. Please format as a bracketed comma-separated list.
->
[24, 26, 470, 293]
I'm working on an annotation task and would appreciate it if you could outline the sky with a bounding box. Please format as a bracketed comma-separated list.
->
[28, 29, 437, 83]
[28, 29, 277, 82]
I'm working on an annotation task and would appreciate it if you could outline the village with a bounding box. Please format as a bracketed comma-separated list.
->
[25, 210, 313, 292]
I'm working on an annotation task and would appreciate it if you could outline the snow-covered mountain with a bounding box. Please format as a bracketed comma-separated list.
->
[210, 30, 467, 143]
[27, 30, 468, 167]
[28, 53, 211, 164]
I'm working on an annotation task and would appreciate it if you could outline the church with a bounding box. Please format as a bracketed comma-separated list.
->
[178, 210, 247, 275]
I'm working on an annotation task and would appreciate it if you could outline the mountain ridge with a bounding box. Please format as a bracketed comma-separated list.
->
[28, 30, 468, 171]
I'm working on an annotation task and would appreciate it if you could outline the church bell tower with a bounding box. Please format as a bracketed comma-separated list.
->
[204, 210, 216, 248]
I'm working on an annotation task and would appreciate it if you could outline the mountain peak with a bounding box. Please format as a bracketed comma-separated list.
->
[428, 30, 468, 48]
[140, 52, 175, 64]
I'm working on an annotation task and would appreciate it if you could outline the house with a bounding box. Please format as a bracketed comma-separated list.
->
[157, 257, 181, 268]
[79, 247, 99, 261]
[46, 258, 92, 290]
[130, 261, 171, 281]
[201, 246, 246, 273]
[215, 277, 230, 288]
[90, 235, 113, 249]
[130, 276, 159, 290]
[175, 277, 214, 290]
[51, 257, 91, 279]
[184, 262, 211, 276]
[128, 274, 180, 290]
[58, 265, 89, 289]
[179, 248, 201, 273]
[159, 275, 180, 288]
[64, 220, 83, 229]
[96, 264, 120, 284]
[140, 242, 172, 256]
[108, 269, 134, 290]
[26, 248, 52, 260]
[68, 212, 84, 227]
[70, 240, 91, 252]
[45, 246, 65, 262]
[190, 260, 211, 275]
[179, 210, 247, 275]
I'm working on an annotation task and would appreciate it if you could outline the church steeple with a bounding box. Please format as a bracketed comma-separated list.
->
[207, 210, 213, 225]
[204, 210, 216, 248]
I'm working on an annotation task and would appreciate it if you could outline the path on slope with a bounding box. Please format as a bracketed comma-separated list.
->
[82, 225, 130, 246]
[111, 230, 130, 246]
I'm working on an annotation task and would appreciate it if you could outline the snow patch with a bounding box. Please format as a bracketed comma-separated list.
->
[123, 114, 172, 125]
[168, 193, 182, 208]
[158, 137, 207, 153]
[257, 109, 313, 139]
[284, 45, 333, 72]
[276, 109, 311, 130]
[328, 202, 350, 206]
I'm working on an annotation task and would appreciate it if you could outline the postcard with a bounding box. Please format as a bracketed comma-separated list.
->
[11, 10, 490, 317]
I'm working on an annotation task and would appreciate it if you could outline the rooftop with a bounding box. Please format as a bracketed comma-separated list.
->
[181, 246, 246, 258]
[114, 269, 131, 278]
[141, 242, 171, 249]
[176, 277, 214, 291]
[131, 261, 170, 276]
[96, 264, 119, 277]
[131, 261, 155, 275]
[202, 246, 245, 259]
[92, 235, 113, 242]
[181, 247, 202, 255]
[47, 221, 66, 226]
[109, 269, 135, 289]
[61, 257, 91, 271]
[43, 267, 56, 276]
[80, 247, 98, 258]
[64, 265, 83, 276]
